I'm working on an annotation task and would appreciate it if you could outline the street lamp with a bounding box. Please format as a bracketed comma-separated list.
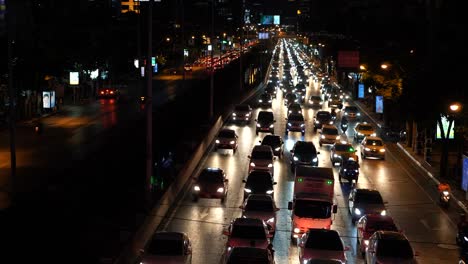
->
[439, 102, 463, 178]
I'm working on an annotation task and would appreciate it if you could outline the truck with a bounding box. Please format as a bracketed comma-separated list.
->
[288, 165, 337, 242]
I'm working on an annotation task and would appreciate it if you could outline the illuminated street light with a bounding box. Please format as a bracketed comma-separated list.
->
[450, 103, 462, 112]
[380, 64, 389, 70]
[360, 65, 366, 71]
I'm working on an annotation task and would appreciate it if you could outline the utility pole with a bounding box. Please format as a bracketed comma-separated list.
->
[239, 0, 244, 91]
[5, 0, 16, 208]
[145, 0, 153, 206]
[181, 0, 185, 93]
[209, 0, 215, 120]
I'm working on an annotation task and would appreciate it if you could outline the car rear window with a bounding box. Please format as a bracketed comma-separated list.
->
[218, 130, 235, 138]
[366, 139, 383, 146]
[305, 230, 344, 251]
[147, 238, 184, 256]
[356, 192, 383, 204]
[251, 150, 273, 160]
[258, 112, 274, 121]
[323, 127, 338, 135]
[359, 125, 374, 131]
[235, 105, 250, 111]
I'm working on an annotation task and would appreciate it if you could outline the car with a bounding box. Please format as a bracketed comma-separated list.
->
[184, 63, 193, 71]
[255, 111, 275, 135]
[258, 93, 273, 108]
[222, 247, 275, 264]
[223, 218, 273, 252]
[290, 141, 320, 171]
[298, 228, 348, 264]
[285, 113, 306, 136]
[338, 157, 360, 183]
[191, 167, 229, 202]
[354, 122, 377, 141]
[330, 141, 357, 166]
[284, 92, 298, 106]
[287, 102, 303, 115]
[318, 124, 340, 146]
[260, 134, 284, 158]
[97, 87, 120, 99]
[264, 83, 278, 99]
[365, 231, 418, 264]
[214, 129, 238, 153]
[356, 214, 399, 257]
[313, 111, 334, 131]
[294, 83, 307, 102]
[328, 98, 343, 110]
[309, 95, 324, 108]
[360, 136, 386, 160]
[139, 231, 192, 264]
[248, 145, 275, 176]
[240, 194, 280, 237]
[343, 105, 361, 119]
[231, 104, 253, 124]
[242, 171, 277, 200]
[349, 188, 387, 223]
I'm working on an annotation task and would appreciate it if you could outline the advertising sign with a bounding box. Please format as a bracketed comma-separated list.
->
[358, 83, 364, 99]
[436, 116, 455, 139]
[375, 96, 383, 114]
[69, 72, 79, 85]
[258, 32, 269, 39]
[42, 91, 51, 109]
[261, 15, 273, 25]
[50, 91, 56, 108]
[462, 154, 468, 191]
[273, 15, 280, 25]
[337, 51, 359, 69]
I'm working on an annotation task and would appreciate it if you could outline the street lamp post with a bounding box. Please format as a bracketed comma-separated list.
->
[439, 102, 463, 178]
[145, 0, 153, 207]
[209, 0, 215, 120]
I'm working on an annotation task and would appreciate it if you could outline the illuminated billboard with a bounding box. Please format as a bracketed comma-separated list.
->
[436, 116, 455, 139]
[273, 15, 280, 25]
[261, 15, 273, 25]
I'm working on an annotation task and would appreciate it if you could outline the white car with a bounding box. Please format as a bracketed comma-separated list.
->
[248, 145, 275, 176]
[139, 231, 192, 264]
[299, 228, 348, 264]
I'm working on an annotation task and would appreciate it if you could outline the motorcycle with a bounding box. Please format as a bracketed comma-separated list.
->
[439, 189, 451, 208]
[340, 123, 348, 133]
[34, 121, 43, 135]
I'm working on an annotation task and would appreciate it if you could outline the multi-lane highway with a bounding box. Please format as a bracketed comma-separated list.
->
[152, 40, 460, 264]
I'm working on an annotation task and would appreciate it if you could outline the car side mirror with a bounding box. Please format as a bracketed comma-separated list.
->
[275, 207, 280, 212]
[285, 118, 288, 121]
[223, 230, 230, 236]
[414, 251, 420, 256]
[248, 155, 251, 159]
[254, 119, 258, 121]
[242, 180, 246, 183]
[239, 205, 244, 209]
[273, 182, 277, 185]
[288, 201, 293, 210]
[344, 246, 350, 251]
[317, 151, 320, 154]
[224, 179, 229, 182]
[332, 204, 338, 213]
[259, 140, 262, 144]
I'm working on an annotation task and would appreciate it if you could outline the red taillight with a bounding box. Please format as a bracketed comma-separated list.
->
[110, 91, 114, 94]
[100, 91, 104, 94]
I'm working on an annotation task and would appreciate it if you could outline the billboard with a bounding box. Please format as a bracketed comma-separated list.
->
[261, 15, 274, 25]
[258, 32, 269, 39]
[42, 92, 51, 109]
[436, 116, 455, 139]
[69, 72, 79, 85]
[375, 96, 383, 114]
[462, 154, 468, 191]
[358, 83, 364, 99]
[273, 15, 280, 25]
[337, 51, 359, 69]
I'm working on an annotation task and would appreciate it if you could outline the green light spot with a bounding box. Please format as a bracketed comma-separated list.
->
[326, 180, 333, 185]
[297, 178, 303, 183]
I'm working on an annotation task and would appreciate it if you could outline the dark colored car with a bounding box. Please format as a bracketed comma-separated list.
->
[255, 111, 275, 135]
[313, 111, 333, 131]
[231, 104, 252, 124]
[349, 188, 387, 223]
[343, 105, 361, 119]
[298, 228, 348, 264]
[240, 194, 280, 237]
[192, 167, 229, 202]
[139, 231, 192, 264]
[357, 214, 399, 257]
[284, 92, 298, 106]
[223, 247, 275, 264]
[285, 113, 306, 136]
[97, 87, 120, 99]
[260, 134, 284, 158]
[242, 170, 277, 200]
[265, 83, 278, 99]
[338, 157, 360, 183]
[287, 102, 303, 115]
[258, 93, 273, 108]
[214, 129, 238, 153]
[290, 141, 320, 172]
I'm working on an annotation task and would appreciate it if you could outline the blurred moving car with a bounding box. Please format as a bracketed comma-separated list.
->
[97, 87, 120, 99]
[260, 134, 284, 159]
[184, 63, 193, 71]
[255, 111, 276, 135]
[258, 93, 273, 108]
[318, 124, 340, 146]
[309, 95, 324, 108]
[222, 247, 275, 264]
[338, 157, 360, 183]
[365, 231, 418, 264]
[248, 145, 275, 176]
[353, 122, 377, 142]
[356, 214, 399, 257]
[240, 194, 280, 238]
[192, 167, 229, 202]
[285, 113, 306, 136]
[265, 83, 278, 99]
[223, 218, 274, 252]
[284, 92, 298, 106]
[214, 129, 238, 153]
[330, 141, 357, 166]
[343, 105, 361, 119]
[349, 188, 387, 223]
[139, 231, 192, 264]
[242, 171, 277, 200]
[231, 104, 253, 124]
[313, 111, 333, 132]
[360, 136, 386, 160]
[287, 102, 303, 115]
[298, 228, 348, 264]
[290, 141, 320, 171]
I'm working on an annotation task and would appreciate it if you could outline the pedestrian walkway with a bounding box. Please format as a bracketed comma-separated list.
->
[353, 99, 468, 214]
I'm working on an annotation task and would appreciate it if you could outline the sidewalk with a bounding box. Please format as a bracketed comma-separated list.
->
[353, 99, 468, 214]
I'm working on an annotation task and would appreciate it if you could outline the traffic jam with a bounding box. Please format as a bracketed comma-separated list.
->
[138, 38, 456, 264]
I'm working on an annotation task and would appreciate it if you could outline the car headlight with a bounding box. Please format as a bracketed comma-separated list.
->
[336, 136, 340, 139]
[364, 147, 371, 151]
[246, 113, 250, 117]
[215, 140, 220, 144]
[344, 169, 347, 172]
[293, 156, 298, 161]
[357, 113, 361, 116]
[275, 147, 280, 151]
[267, 217, 275, 223]
[319, 102, 323, 105]
[333, 154, 339, 157]
[266, 190, 274, 194]
[358, 132, 363, 135]
[269, 124, 274, 128]
[379, 149, 386, 152]
[250, 162, 255, 167]
[259, 99, 263, 102]
[294, 228, 300, 233]
[194, 186, 200, 191]
[288, 123, 292, 126]
[321, 135, 325, 139]
[464, 236, 468, 242]
[355, 169, 359, 172]
[364, 240, 369, 246]
[257, 124, 261, 127]
[380, 210, 387, 216]
[300, 124, 305, 127]
[354, 208, 362, 215]
[268, 100, 272, 103]
[230, 141, 235, 144]
[315, 120, 319, 124]
[371, 133, 376, 136]
[244, 188, 252, 193]
[329, 121, 333, 124]
[268, 163, 273, 168]
[233, 113, 236, 116]
[312, 157, 318, 162]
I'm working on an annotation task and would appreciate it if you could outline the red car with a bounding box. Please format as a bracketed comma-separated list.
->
[356, 214, 399, 257]
[97, 87, 119, 99]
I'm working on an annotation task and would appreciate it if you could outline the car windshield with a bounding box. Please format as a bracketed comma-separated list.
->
[376, 239, 414, 258]
[218, 130, 235, 138]
[366, 139, 383, 146]
[311, 96, 321, 101]
[258, 112, 274, 121]
[198, 171, 223, 183]
[294, 200, 332, 218]
[262, 136, 281, 146]
[335, 144, 353, 152]
[305, 231, 344, 251]
[231, 225, 267, 239]
[356, 192, 383, 204]
[367, 221, 398, 232]
[235, 105, 250, 112]
[286, 94, 297, 100]
[345, 106, 358, 112]
[251, 150, 273, 160]
[294, 143, 316, 154]
[317, 112, 331, 119]
[288, 114, 304, 121]
[245, 199, 275, 212]
[227, 250, 270, 264]
[359, 125, 374, 131]
[147, 238, 184, 256]
[323, 127, 338, 135]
